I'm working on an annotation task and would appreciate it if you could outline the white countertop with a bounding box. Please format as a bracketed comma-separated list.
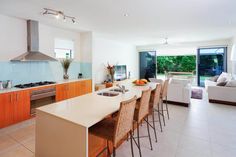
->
[0, 78, 91, 94]
[37, 80, 157, 128]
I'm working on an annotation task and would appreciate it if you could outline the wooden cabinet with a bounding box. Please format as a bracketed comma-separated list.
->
[13, 90, 30, 123]
[0, 90, 30, 128]
[56, 80, 92, 102]
[56, 84, 69, 101]
[89, 133, 107, 157]
[0, 93, 13, 128]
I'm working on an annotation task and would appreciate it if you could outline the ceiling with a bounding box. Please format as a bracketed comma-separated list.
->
[0, 0, 236, 45]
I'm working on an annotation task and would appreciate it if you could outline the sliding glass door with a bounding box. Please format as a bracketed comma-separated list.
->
[139, 51, 156, 80]
[197, 47, 227, 87]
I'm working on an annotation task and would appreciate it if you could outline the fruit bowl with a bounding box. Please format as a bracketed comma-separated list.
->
[132, 79, 148, 86]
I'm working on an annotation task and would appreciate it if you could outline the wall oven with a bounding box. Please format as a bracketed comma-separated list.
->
[30, 87, 56, 115]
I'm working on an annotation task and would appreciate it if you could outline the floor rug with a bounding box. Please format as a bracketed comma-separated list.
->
[191, 88, 203, 99]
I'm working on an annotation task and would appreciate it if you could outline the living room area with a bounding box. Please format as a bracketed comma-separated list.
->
[138, 37, 236, 106]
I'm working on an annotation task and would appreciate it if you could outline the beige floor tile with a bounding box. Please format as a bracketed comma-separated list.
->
[0, 145, 33, 157]
[0, 135, 19, 153]
[21, 137, 35, 153]
[7, 125, 35, 143]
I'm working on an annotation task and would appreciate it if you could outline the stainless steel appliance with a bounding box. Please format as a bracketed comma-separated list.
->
[10, 20, 57, 62]
[15, 81, 56, 89]
[6, 80, 12, 89]
[30, 87, 56, 115]
[0, 81, 3, 90]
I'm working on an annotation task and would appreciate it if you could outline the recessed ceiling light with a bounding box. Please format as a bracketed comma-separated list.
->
[124, 13, 129, 17]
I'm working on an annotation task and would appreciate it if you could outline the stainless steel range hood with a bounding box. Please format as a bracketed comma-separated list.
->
[11, 20, 57, 62]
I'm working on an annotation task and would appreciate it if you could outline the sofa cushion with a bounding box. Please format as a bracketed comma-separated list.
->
[209, 75, 219, 82]
[169, 78, 190, 86]
[225, 80, 236, 87]
[217, 72, 232, 83]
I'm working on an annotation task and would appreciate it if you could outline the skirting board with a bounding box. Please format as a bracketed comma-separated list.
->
[163, 100, 189, 107]
[209, 99, 236, 106]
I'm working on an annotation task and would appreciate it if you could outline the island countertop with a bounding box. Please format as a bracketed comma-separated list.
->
[36, 80, 157, 128]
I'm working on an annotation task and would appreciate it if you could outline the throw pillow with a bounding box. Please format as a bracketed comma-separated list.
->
[225, 80, 236, 87]
[209, 75, 219, 82]
[217, 76, 227, 84]
[217, 72, 232, 83]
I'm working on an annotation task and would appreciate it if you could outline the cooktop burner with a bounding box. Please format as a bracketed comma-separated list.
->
[15, 81, 56, 89]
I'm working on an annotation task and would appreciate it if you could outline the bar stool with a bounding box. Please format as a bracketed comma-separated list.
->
[160, 79, 170, 126]
[90, 96, 137, 157]
[133, 88, 152, 157]
[149, 84, 162, 142]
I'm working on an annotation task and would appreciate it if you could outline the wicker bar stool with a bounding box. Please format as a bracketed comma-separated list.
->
[89, 96, 137, 157]
[149, 84, 162, 142]
[133, 88, 152, 157]
[160, 79, 170, 126]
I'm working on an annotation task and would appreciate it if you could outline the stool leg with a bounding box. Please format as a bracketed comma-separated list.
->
[130, 132, 134, 157]
[146, 116, 153, 150]
[152, 111, 158, 142]
[113, 147, 116, 157]
[137, 123, 142, 157]
[165, 96, 170, 120]
[161, 99, 166, 126]
[157, 102, 163, 132]
[107, 140, 110, 156]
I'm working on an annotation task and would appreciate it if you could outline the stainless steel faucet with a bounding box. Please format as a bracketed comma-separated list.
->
[116, 84, 126, 94]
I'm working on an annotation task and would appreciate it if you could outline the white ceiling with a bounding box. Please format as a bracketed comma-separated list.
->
[0, 0, 236, 45]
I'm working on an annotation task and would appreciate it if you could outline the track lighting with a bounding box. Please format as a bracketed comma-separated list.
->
[42, 8, 77, 24]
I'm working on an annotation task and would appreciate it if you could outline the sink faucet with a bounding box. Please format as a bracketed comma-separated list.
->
[116, 84, 126, 94]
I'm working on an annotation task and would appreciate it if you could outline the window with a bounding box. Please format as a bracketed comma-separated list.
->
[54, 38, 74, 59]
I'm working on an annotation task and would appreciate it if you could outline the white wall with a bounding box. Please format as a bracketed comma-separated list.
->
[39, 23, 81, 61]
[92, 33, 138, 84]
[80, 32, 92, 63]
[0, 14, 27, 61]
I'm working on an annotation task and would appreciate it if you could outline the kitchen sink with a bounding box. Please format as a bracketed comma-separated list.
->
[97, 92, 119, 97]
[109, 88, 129, 93]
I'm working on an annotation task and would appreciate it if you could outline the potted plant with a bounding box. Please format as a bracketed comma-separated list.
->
[107, 63, 115, 82]
[61, 59, 72, 79]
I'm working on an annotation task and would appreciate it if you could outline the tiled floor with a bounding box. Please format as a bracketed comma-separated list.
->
[1, 89, 236, 157]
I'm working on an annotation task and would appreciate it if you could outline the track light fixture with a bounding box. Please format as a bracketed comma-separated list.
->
[42, 8, 76, 24]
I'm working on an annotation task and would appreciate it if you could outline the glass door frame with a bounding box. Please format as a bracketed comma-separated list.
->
[197, 47, 227, 86]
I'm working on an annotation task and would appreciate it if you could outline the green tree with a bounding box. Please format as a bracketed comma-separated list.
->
[157, 55, 196, 74]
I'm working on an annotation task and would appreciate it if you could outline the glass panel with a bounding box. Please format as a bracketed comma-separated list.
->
[54, 38, 74, 59]
[139, 51, 156, 80]
[198, 47, 227, 87]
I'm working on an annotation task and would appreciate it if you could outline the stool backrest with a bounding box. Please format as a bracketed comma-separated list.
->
[137, 88, 152, 123]
[150, 84, 162, 109]
[162, 79, 169, 98]
[114, 96, 137, 146]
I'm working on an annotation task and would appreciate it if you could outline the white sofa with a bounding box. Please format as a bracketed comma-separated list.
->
[150, 78, 191, 106]
[166, 78, 191, 106]
[205, 79, 236, 105]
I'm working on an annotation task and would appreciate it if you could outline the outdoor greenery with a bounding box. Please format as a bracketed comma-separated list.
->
[156, 55, 196, 74]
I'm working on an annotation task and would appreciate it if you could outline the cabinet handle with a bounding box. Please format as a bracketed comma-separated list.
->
[16, 93, 18, 102]
[9, 94, 12, 103]
[10, 94, 14, 103]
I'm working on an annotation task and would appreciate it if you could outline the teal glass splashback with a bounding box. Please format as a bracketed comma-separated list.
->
[0, 61, 92, 85]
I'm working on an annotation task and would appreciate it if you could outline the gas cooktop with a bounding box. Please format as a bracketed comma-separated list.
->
[15, 81, 56, 89]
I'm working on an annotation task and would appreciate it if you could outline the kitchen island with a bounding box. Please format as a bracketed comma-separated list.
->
[35, 80, 157, 157]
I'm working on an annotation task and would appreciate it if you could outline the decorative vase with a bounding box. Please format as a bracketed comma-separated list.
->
[63, 69, 69, 79]
[111, 74, 114, 82]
